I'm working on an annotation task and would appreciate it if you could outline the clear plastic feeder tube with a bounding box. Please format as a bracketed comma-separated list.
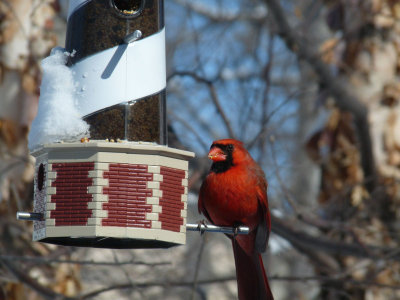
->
[66, 0, 166, 144]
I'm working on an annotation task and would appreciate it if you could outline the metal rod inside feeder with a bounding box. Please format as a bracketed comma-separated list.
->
[186, 223, 250, 235]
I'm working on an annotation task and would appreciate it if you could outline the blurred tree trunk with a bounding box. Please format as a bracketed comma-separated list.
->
[306, 1, 400, 299]
[0, 0, 56, 204]
[0, 1, 82, 299]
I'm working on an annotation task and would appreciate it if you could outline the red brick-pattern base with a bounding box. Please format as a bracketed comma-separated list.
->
[51, 162, 94, 226]
[46, 162, 186, 231]
[159, 166, 185, 232]
[31, 143, 194, 247]
[102, 164, 152, 228]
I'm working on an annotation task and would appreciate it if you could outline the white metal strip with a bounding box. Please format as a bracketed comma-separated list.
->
[71, 28, 166, 116]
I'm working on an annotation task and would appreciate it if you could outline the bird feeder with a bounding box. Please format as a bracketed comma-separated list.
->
[19, 0, 195, 249]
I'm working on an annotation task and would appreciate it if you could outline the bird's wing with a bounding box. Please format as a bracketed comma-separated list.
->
[254, 166, 270, 253]
[198, 179, 215, 224]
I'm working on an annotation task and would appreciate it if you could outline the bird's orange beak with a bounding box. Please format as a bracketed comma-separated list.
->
[208, 147, 227, 162]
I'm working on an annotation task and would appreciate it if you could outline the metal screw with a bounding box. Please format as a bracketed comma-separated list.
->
[124, 30, 142, 44]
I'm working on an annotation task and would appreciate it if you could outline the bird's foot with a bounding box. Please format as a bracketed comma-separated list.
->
[197, 220, 208, 235]
[232, 222, 243, 238]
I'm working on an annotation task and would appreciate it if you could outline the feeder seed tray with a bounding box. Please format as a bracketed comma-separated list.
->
[31, 141, 194, 249]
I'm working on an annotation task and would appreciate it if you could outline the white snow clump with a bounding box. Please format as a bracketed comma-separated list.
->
[29, 47, 89, 150]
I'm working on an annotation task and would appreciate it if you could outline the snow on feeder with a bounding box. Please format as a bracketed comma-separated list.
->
[20, 0, 195, 249]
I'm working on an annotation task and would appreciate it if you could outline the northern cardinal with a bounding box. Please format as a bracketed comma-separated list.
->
[198, 139, 273, 300]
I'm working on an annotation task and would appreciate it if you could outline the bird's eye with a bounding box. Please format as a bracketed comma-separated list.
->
[227, 144, 234, 152]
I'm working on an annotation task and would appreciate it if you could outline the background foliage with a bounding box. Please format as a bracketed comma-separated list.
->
[1, 0, 400, 299]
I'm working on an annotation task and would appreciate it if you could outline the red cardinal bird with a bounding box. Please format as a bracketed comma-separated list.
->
[199, 139, 273, 300]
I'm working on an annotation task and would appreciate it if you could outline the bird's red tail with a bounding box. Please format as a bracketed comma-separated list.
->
[232, 240, 274, 300]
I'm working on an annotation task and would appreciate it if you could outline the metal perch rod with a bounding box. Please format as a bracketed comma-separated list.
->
[16, 212, 43, 221]
[16, 212, 250, 235]
[186, 223, 250, 235]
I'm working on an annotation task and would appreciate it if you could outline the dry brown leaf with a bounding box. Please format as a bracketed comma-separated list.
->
[320, 38, 340, 64]
[393, 3, 400, 18]
[294, 7, 303, 19]
[53, 264, 82, 297]
[374, 14, 395, 28]
[383, 111, 400, 167]
[0, 119, 19, 149]
[4, 282, 26, 300]
[21, 73, 37, 94]
[327, 108, 340, 130]
[382, 82, 400, 106]
[351, 185, 364, 206]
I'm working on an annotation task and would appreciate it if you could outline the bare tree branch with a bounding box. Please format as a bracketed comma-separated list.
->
[78, 275, 237, 300]
[168, 71, 237, 139]
[271, 215, 400, 261]
[76, 274, 400, 299]
[4, 249, 400, 300]
[173, 0, 267, 23]
[168, 110, 210, 152]
[269, 274, 400, 290]
[263, 0, 377, 191]
[0, 257, 71, 300]
[79, 273, 400, 300]
[0, 255, 170, 267]
[190, 235, 207, 300]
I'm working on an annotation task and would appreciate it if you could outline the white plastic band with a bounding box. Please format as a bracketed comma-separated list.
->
[72, 28, 166, 116]
[68, 0, 89, 19]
